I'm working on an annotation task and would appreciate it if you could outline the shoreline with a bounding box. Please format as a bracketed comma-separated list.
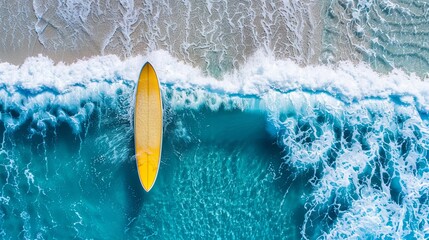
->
[1, 1, 427, 79]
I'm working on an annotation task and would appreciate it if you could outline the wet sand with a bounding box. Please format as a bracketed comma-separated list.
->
[0, 1, 325, 71]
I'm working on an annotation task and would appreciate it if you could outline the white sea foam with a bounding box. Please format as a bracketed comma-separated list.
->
[265, 91, 429, 238]
[0, 49, 428, 135]
[1, 50, 428, 108]
[324, 189, 405, 239]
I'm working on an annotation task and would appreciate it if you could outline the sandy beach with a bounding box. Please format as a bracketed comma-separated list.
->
[0, 0, 325, 72]
[1, 0, 428, 77]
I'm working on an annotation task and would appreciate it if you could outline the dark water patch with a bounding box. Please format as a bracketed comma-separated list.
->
[399, 137, 412, 157]
[343, 125, 354, 145]
[326, 141, 341, 167]
[9, 109, 20, 119]
[390, 176, 404, 205]
[0, 123, 5, 144]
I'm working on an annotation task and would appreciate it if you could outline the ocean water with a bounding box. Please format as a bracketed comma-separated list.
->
[1, 1, 429, 239]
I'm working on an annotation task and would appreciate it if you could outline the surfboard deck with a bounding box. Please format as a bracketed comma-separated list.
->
[134, 62, 163, 192]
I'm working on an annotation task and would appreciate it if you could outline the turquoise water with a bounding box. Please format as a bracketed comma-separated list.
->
[0, 86, 304, 238]
[1, 75, 428, 238]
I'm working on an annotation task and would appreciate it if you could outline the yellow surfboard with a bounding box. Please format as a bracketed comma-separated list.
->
[134, 62, 163, 192]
